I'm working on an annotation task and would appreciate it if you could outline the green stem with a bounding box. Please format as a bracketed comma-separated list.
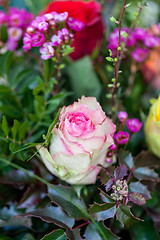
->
[44, 60, 49, 88]
[0, 157, 107, 240]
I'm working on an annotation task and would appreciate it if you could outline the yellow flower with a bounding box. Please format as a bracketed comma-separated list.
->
[145, 96, 160, 158]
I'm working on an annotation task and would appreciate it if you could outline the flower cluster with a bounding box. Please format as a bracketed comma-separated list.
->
[0, 7, 33, 52]
[111, 179, 128, 201]
[23, 11, 85, 60]
[113, 111, 142, 145]
[43, 0, 105, 60]
[107, 26, 160, 62]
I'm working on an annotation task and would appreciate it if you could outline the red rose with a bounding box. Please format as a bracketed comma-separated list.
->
[44, 0, 105, 60]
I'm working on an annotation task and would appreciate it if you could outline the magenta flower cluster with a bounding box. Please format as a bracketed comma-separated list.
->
[0, 7, 33, 51]
[113, 111, 142, 145]
[107, 26, 160, 63]
[23, 11, 85, 60]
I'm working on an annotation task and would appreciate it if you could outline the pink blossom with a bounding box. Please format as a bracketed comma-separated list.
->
[51, 34, 62, 46]
[31, 31, 45, 47]
[52, 11, 68, 22]
[126, 119, 142, 133]
[67, 17, 85, 31]
[40, 42, 55, 60]
[0, 11, 8, 26]
[133, 28, 147, 41]
[118, 111, 128, 123]
[37, 96, 116, 185]
[8, 27, 23, 41]
[131, 48, 148, 63]
[114, 131, 129, 145]
[144, 35, 160, 48]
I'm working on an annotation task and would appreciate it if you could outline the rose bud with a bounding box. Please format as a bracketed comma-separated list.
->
[37, 96, 116, 185]
[145, 95, 160, 158]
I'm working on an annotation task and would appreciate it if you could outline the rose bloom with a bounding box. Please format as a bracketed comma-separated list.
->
[37, 96, 116, 184]
[145, 95, 160, 158]
[43, 0, 105, 60]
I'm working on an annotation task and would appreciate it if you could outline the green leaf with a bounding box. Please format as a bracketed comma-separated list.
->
[89, 203, 116, 221]
[22, 234, 35, 240]
[0, 24, 8, 42]
[44, 108, 61, 147]
[18, 121, 29, 141]
[129, 193, 146, 205]
[41, 229, 66, 240]
[48, 185, 88, 220]
[68, 56, 102, 99]
[0, 234, 12, 240]
[2, 115, 9, 137]
[84, 222, 119, 240]
[22, 206, 75, 228]
[33, 83, 44, 95]
[133, 167, 159, 181]
[100, 190, 115, 203]
[129, 182, 151, 200]
[11, 119, 20, 140]
[135, 151, 160, 168]
[130, 216, 159, 240]
[106, 57, 113, 62]
[118, 150, 134, 169]
[116, 205, 141, 227]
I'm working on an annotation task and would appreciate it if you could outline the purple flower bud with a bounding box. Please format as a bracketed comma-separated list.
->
[67, 17, 85, 31]
[105, 157, 113, 164]
[109, 144, 117, 151]
[40, 42, 55, 60]
[131, 48, 148, 63]
[114, 131, 129, 145]
[118, 111, 128, 123]
[126, 118, 142, 133]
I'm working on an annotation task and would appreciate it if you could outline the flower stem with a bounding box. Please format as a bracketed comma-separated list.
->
[111, 0, 126, 112]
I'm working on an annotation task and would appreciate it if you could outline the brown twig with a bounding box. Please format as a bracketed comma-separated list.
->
[110, 1, 145, 115]
[111, 0, 126, 111]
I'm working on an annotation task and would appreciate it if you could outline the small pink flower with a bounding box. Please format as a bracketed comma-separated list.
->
[40, 42, 55, 60]
[131, 48, 148, 63]
[114, 131, 129, 145]
[31, 31, 45, 47]
[126, 119, 142, 133]
[8, 27, 23, 41]
[67, 17, 85, 31]
[51, 34, 62, 46]
[118, 111, 128, 123]
[52, 12, 68, 22]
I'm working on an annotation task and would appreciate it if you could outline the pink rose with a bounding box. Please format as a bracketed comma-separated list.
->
[37, 96, 116, 185]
